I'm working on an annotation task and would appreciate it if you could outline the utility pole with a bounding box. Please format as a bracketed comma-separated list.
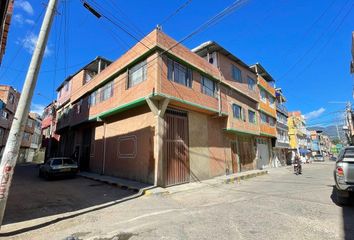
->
[0, 0, 58, 227]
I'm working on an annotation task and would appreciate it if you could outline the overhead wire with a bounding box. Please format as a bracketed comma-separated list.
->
[278, 0, 351, 82]
[65, 0, 249, 102]
[159, 0, 193, 27]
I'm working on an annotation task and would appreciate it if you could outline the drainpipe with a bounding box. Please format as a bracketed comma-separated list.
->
[102, 121, 107, 175]
[218, 82, 222, 116]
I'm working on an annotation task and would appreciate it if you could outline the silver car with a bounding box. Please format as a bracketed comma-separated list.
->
[334, 147, 354, 205]
[314, 154, 324, 162]
[39, 157, 78, 179]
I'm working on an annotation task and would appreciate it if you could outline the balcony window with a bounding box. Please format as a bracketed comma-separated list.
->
[260, 112, 267, 123]
[248, 110, 256, 124]
[128, 60, 147, 88]
[23, 132, 31, 141]
[167, 58, 192, 87]
[269, 95, 275, 108]
[201, 76, 217, 97]
[269, 117, 276, 127]
[89, 90, 99, 106]
[247, 77, 255, 90]
[232, 65, 242, 82]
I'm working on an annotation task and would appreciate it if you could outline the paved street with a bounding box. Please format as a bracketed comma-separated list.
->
[1, 162, 353, 240]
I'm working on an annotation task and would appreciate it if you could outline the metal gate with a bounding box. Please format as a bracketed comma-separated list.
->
[256, 138, 270, 169]
[165, 109, 190, 186]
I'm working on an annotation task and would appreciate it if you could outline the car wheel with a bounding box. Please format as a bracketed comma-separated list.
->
[336, 189, 350, 206]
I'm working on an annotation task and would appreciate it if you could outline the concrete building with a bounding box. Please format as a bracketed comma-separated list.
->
[288, 111, 308, 158]
[0, 0, 14, 64]
[54, 29, 266, 187]
[0, 85, 42, 162]
[250, 63, 277, 169]
[273, 88, 290, 166]
[41, 101, 60, 160]
[0, 85, 20, 156]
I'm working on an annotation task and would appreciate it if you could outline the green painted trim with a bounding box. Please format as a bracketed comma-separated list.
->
[156, 93, 228, 116]
[260, 132, 276, 138]
[258, 84, 275, 96]
[223, 128, 260, 136]
[89, 96, 149, 120]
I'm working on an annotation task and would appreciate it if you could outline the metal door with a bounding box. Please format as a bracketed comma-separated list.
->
[165, 109, 190, 186]
[231, 141, 238, 173]
[257, 138, 270, 169]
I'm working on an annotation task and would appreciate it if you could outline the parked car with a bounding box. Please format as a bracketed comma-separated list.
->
[39, 157, 78, 179]
[333, 147, 354, 205]
[314, 154, 324, 162]
[330, 156, 337, 161]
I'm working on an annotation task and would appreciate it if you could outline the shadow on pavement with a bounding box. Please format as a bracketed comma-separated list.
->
[0, 164, 140, 237]
[330, 186, 354, 240]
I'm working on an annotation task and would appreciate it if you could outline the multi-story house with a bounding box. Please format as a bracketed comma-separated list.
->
[250, 63, 277, 169]
[53, 29, 265, 187]
[0, 85, 42, 162]
[0, 0, 14, 64]
[273, 88, 289, 166]
[193, 41, 260, 173]
[0, 85, 20, 156]
[41, 101, 60, 160]
[288, 111, 308, 158]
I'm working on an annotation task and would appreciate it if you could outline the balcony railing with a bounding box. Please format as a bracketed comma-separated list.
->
[276, 102, 288, 115]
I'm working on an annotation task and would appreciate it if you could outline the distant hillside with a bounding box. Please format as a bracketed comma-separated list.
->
[308, 125, 346, 141]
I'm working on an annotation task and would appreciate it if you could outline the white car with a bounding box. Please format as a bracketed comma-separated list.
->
[314, 154, 324, 162]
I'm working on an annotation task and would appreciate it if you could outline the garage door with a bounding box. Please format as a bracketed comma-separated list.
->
[257, 138, 270, 169]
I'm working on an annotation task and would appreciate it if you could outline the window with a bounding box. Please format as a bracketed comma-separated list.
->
[201, 76, 217, 97]
[128, 60, 147, 88]
[167, 58, 192, 87]
[260, 89, 267, 102]
[89, 90, 98, 106]
[269, 95, 275, 108]
[0, 128, 3, 139]
[27, 119, 33, 128]
[100, 81, 113, 102]
[23, 132, 31, 141]
[1, 111, 8, 119]
[232, 65, 242, 82]
[8, 94, 14, 104]
[260, 112, 267, 123]
[269, 117, 276, 127]
[247, 77, 255, 90]
[65, 81, 70, 91]
[51, 159, 62, 166]
[232, 104, 242, 119]
[63, 158, 74, 165]
[248, 110, 256, 123]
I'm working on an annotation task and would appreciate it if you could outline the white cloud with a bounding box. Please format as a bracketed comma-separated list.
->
[18, 32, 52, 57]
[304, 107, 326, 120]
[31, 103, 45, 115]
[13, 14, 35, 26]
[14, 0, 34, 15]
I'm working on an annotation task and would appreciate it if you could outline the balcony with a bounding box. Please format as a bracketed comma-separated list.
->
[276, 102, 288, 115]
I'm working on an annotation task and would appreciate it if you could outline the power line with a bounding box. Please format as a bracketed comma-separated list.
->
[65, 0, 249, 102]
[159, 0, 193, 26]
[278, 0, 351, 82]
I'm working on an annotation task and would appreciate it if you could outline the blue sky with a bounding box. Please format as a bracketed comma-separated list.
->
[0, 0, 353, 127]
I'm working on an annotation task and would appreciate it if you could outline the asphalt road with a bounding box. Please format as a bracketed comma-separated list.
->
[1, 162, 353, 240]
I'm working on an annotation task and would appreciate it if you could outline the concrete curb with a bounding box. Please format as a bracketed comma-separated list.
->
[222, 170, 268, 184]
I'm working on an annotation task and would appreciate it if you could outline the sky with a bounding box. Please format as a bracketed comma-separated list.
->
[0, 0, 353, 127]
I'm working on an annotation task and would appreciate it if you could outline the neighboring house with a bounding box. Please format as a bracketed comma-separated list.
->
[0, 85, 41, 162]
[288, 111, 308, 158]
[0, 0, 14, 64]
[0, 85, 20, 156]
[273, 88, 290, 166]
[41, 101, 60, 160]
[193, 41, 260, 173]
[250, 63, 277, 169]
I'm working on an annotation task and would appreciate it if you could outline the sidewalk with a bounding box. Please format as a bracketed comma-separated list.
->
[79, 169, 268, 197]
